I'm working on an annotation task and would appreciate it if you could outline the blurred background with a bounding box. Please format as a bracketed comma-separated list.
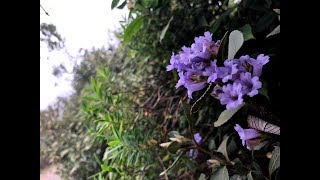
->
[40, 0, 128, 179]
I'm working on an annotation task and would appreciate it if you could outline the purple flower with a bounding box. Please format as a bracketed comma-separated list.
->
[235, 55, 249, 73]
[236, 72, 262, 97]
[175, 71, 187, 89]
[219, 60, 238, 83]
[234, 124, 261, 149]
[208, 40, 221, 56]
[246, 54, 270, 77]
[189, 149, 198, 158]
[189, 133, 202, 158]
[190, 32, 213, 59]
[194, 133, 202, 144]
[166, 53, 177, 71]
[175, 71, 206, 99]
[203, 60, 219, 83]
[185, 81, 206, 99]
[218, 83, 244, 109]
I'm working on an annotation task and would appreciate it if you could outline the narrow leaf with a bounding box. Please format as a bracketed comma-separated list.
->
[160, 16, 174, 43]
[266, 25, 280, 38]
[160, 152, 183, 176]
[217, 135, 231, 162]
[111, 0, 120, 9]
[217, 31, 229, 64]
[124, 17, 144, 43]
[210, 18, 222, 34]
[214, 103, 245, 127]
[117, 0, 127, 9]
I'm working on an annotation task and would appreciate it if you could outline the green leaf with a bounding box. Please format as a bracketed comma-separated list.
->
[182, 102, 195, 130]
[255, 12, 277, 32]
[117, 0, 127, 9]
[217, 135, 231, 161]
[124, 17, 144, 43]
[273, 9, 280, 14]
[253, 140, 268, 151]
[102, 146, 121, 161]
[269, 146, 280, 176]
[214, 103, 245, 127]
[247, 171, 254, 180]
[210, 18, 222, 34]
[168, 131, 180, 137]
[208, 138, 216, 150]
[111, 125, 121, 140]
[191, 83, 214, 114]
[198, 15, 209, 27]
[259, 79, 270, 100]
[119, 120, 123, 135]
[199, 173, 206, 180]
[141, 0, 159, 8]
[108, 140, 122, 147]
[127, 151, 136, 167]
[160, 152, 183, 176]
[210, 166, 229, 180]
[217, 31, 230, 63]
[134, 152, 140, 166]
[266, 25, 280, 38]
[111, 0, 120, 9]
[167, 141, 181, 154]
[228, 30, 244, 59]
[239, 24, 255, 41]
[160, 16, 174, 43]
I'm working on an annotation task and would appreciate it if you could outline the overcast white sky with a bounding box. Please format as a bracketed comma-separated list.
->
[40, 0, 128, 110]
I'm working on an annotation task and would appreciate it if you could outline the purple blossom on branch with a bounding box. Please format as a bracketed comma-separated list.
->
[203, 60, 219, 83]
[189, 133, 202, 158]
[218, 83, 244, 109]
[246, 54, 270, 77]
[167, 31, 270, 107]
[220, 60, 238, 83]
[194, 133, 202, 144]
[236, 72, 262, 97]
[234, 124, 261, 150]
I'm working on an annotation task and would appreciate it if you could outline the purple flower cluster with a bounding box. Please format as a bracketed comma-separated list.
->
[167, 32, 270, 109]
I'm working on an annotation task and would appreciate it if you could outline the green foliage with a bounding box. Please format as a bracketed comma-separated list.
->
[239, 24, 255, 41]
[123, 17, 144, 43]
[40, 95, 104, 179]
[211, 166, 229, 180]
[214, 103, 245, 127]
